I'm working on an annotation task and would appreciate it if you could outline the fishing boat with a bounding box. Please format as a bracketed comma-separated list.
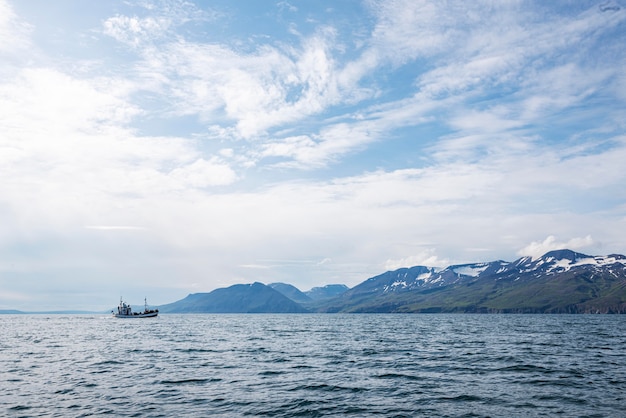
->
[113, 297, 159, 318]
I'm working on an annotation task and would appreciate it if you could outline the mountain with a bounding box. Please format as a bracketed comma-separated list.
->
[157, 249, 626, 314]
[159, 282, 309, 313]
[320, 250, 626, 313]
[268, 283, 349, 303]
[305, 284, 349, 301]
[268, 283, 312, 303]
[1, 309, 100, 314]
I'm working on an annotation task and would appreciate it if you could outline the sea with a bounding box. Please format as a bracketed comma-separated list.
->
[1, 314, 625, 417]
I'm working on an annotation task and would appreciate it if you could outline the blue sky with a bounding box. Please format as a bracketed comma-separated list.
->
[1, 0, 626, 310]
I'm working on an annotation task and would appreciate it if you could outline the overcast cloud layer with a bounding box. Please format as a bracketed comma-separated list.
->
[1, 0, 625, 310]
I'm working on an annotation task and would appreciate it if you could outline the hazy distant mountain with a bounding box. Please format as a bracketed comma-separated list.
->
[305, 284, 349, 300]
[159, 282, 309, 313]
[268, 283, 312, 303]
[320, 250, 626, 313]
[268, 283, 349, 303]
[0, 309, 99, 314]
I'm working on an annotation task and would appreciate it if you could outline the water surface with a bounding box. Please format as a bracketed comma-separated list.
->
[1, 314, 625, 417]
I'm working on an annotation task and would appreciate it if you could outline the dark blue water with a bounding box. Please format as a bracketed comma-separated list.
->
[1, 314, 625, 417]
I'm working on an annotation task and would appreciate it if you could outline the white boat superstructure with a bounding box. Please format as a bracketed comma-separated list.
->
[113, 297, 158, 318]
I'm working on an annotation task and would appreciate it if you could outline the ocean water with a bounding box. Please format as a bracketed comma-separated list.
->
[1, 314, 625, 417]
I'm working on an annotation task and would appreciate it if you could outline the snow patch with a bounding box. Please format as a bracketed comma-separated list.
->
[515, 254, 626, 274]
[594, 256, 626, 267]
[428, 274, 444, 284]
[551, 258, 572, 270]
[383, 280, 409, 293]
[546, 256, 625, 273]
[452, 265, 488, 277]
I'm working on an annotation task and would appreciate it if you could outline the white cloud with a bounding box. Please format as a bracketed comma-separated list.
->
[86, 1, 624, 176]
[0, 0, 31, 56]
[0, 65, 241, 245]
[168, 158, 238, 188]
[254, 2, 626, 170]
[0, 68, 139, 135]
[101, 1, 218, 48]
[368, 0, 451, 64]
[128, 26, 346, 140]
[103, 15, 170, 47]
[385, 249, 449, 271]
[260, 135, 317, 160]
[260, 118, 384, 168]
[518, 235, 595, 260]
[85, 226, 147, 231]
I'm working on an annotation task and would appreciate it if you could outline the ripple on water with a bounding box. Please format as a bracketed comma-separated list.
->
[1, 314, 626, 417]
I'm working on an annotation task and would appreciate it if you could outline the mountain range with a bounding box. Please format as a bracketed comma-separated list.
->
[160, 249, 626, 313]
[158, 282, 308, 313]
[319, 249, 626, 313]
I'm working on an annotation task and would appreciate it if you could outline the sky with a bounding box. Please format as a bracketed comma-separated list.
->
[1, 0, 626, 311]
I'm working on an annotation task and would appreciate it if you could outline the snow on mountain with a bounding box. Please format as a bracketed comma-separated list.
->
[452, 264, 490, 277]
[342, 266, 438, 298]
[508, 250, 626, 277]
[379, 267, 439, 293]
[322, 249, 626, 313]
[347, 250, 626, 300]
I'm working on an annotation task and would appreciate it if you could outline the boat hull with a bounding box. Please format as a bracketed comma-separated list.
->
[113, 311, 158, 318]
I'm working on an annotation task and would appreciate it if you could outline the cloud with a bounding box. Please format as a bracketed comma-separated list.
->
[0, 65, 243, 247]
[367, 0, 452, 64]
[260, 119, 384, 168]
[0, 68, 139, 136]
[168, 158, 238, 188]
[253, 1, 626, 170]
[85, 226, 146, 231]
[101, 1, 219, 48]
[0, 0, 31, 56]
[103, 15, 171, 47]
[127, 26, 346, 139]
[91, 1, 626, 175]
[518, 235, 595, 260]
[385, 249, 450, 271]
